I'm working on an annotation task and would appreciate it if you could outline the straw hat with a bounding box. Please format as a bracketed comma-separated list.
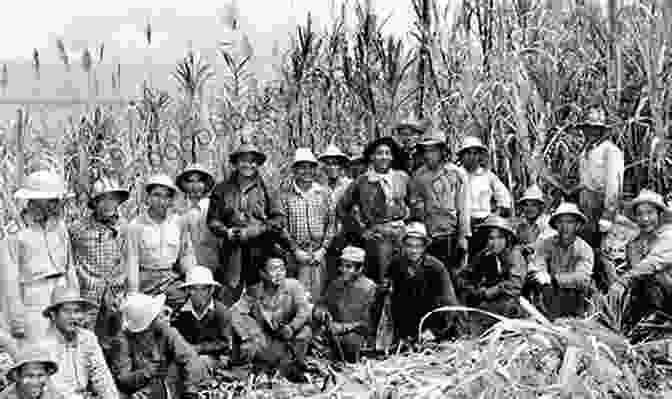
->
[404, 221, 430, 242]
[418, 128, 447, 148]
[340, 246, 366, 263]
[549, 202, 588, 229]
[625, 189, 672, 219]
[576, 107, 610, 130]
[88, 176, 130, 209]
[318, 144, 349, 164]
[42, 286, 97, 318]
[14, 170, 70, 200]
[180, 266, 222, 289]
[518, 185, 545, 206]
[121, 293, 166, 333]
[457, 136, 488, 156]
[229, 143, 267, 165]
[291, 148, 319, 168]
[477, 215, 517, 239]
[394, 115, 427, 134]
[363, 136, 405, 170]
[145, 174, 179, 195]
[6, 345, 58, 382]
[176, 163, 215, 193]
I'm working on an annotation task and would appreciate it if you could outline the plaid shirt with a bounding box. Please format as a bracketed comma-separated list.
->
[69, 216, 127, 302]
[280, 182, 336, 251]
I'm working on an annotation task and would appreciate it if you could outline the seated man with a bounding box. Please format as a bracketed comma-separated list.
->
[382, 222, 460, 344]
[457, 216, 526, 336]
[527, 203, 595, 319]
[173, 266, 232, 369]
[313, 246, 377, 363]
[109, 293, 205, 399]
[229, 258, 312, 382]
[0, 344, 63, 399]
[42, 287, 118, 399]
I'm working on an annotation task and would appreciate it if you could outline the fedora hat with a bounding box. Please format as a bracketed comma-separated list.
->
[457, 136, 488, 156]
[42, 286, 97, 318]
[14, 170, 71, 200]
[626, 189, 672, 219]
[549, 202, 588, 229]
[477, 215, 517, 239]
[418, 128, 447, 148]
[340, 246, 366, 263]
[121, 293, 166, 333]
[291, 148, 319, 168]
[518, 185, 545, 206]
[180, 266, 222, 289]
[404, 221, 431, 243]
[576, 107, 610, 130]
[88, 176, 130, 209]
[318, 144, 349, 164]
[145, 174, 179, 195]
[229, 143, 267, 165]
[6, 345, 58, 382]
[176, 163, 215, 194]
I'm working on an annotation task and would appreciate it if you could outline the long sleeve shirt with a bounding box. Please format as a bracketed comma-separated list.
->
[318, 275, 377, 336]
[44, 326, 118, 399]
[467, 168, 512, 220]
[409, 162, 471, 239]
[579, 140, 624, 209]
[179, 198, 221, 271]
[531, 235, 594, 290]
[458, 247, 526, 303]
[126, 213, 195, 293]
[280, 182, 337, 251]
[172, 299, 232, 356]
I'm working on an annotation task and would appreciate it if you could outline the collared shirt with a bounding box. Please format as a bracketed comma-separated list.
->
[126, 212, 195, 293]
[180, 299, 216, 321]
[280, 181, 336, 250]
[531, 235, 594, 290]
[43, 326, 118, 399]
[466, 168, 512, 220]
[327, 177, 353, 207]
[318, 275, 377, 336]
[179, 198, 220, 269]
[0, 384, 64, 399]
[579, 140, 624, 208]
[624, 224, 672, 281]
[515, 214, 555, 247]
[173, 299, 231, 356]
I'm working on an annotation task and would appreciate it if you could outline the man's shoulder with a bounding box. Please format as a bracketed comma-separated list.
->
[354, 275, 377, 292]
[423, 254, 448, 272]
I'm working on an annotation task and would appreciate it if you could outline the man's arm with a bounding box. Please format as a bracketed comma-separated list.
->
[486, 248, 526, 299]
[407, 175, 426, 221]
[622, 229, 672, 283]
[108, 334, 150, 393]
[177, 217, 196, 275]
[165, 326, 206, 394]
[554, 241, 594, 290]
[321, 191, 338, 250]
[456, 168, 472, 240]
[287, 281, 312, 334]
[125, 225, 140, 293]
[604, 145, 624, 211]
[86, 333, 120, 399]
[206, 185, 229, 237]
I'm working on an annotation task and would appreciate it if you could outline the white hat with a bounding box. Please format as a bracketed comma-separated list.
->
[340, 246, 366, 263]
[145, 174, 179, 195]
[404, 221, 430, 242]
[418, 128, 446, 147]
[120, 293, 166, 333]
[291, 148, 319, 168]
[626, 189, 672, 219]
[457, 136, 488, 156]
[6, 344, 58, 382]
[549, 202, 588, 229]
[518, 185, 544, 205]
[180, 266, 222, 289]
[318, 144, 349, 164]
[88, 176, 130, 208]
[14, 170, 70, 200]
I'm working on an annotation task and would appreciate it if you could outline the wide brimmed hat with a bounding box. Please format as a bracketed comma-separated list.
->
[14, 170, 71, 200]
[340, 246, 366, 263]
[576, 107, 610, 130]
[404, 221, 431, 242]
[145, 174, 179, 195]
[229, 143, 267, 165]
[88, 177, 130, 208]
[318, 144, 349, 164]
[518, 185, 545, 206]
[457, 136, 488, 156]
[394, 115, 427, 134]
[291, 148, 319, 168]
[418, 128, 447, 148]
[477, 215, 517, 239]
[363, 136, 405, 171]
[176, 163, 215, 193]
[6, 345, 58, 382]
[121, 293, 166, 333]
[549, 202, 588, 229]
[626, 189, 672, 219]
[180, 266, 222, 289]
[42, 286, 97, 318]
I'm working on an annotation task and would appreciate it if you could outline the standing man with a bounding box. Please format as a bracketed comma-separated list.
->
[410, 128, 471, 275]
[1, 170, 79, 343]
[393, 115, 429, 173]
[126, 174, 196, 310]
[281, 148, 337, 302]
[347, 144, 368, 179]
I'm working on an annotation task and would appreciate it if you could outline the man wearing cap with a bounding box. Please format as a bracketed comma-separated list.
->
[608, 190, 672, 326]
[313, 246, 376, 363]
[172, 266, 232, 368]
[69, 177, 130, 334]
[126, 174, 196, 311]
[207, 143, 286, 305]
[0, 170, 79, 343]
[0, 344, 63, 399]
[393, 115, 428, 173]
[42, 287, 118, 399]
[109, 293, 205, 399]
[528, 203, 595, 319]
[280, 148, 337, 302]
[176, 164, 221, 276]
[382, 222, 459, 343]
[410, 128, 471, 274]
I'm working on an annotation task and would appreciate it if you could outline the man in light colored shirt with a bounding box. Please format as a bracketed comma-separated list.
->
[127, 174, 196, 310]
[0, 344, 63, 399]
[42, 286, 118, 399]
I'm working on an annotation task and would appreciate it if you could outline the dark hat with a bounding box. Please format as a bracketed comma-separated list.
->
[363, 136, 406, 171]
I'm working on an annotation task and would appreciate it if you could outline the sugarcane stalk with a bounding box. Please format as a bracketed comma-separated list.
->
[16, 109, 25, 186]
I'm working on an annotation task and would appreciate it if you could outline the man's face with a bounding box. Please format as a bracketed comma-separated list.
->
[187, 285, 214, 309]
[422, 145, 443, 170]
[236, 153, 260, 178]
[147, 186, 175, 218]
[183, 173, 208, 198]
[555, 215, 581, 242]
[16, 363, 50, 399]
[460, 148, 485, 172]
[635, 203, 661, 234]
[371, 144, 393, 173]
[323, 159, 343, 180]
[485, 228, 508, 255]
[403, 236, 426, 264]
[293, 162, 316, 186]
[52, 303, 84, 337]
[94, 193, 120, 221]
[339, 260, 362, 282]
[521, 201, 543, 221]
[261, 259, 287, 287]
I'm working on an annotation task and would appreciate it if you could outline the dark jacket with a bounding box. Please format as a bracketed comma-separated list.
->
[318, 275, 377, 337]
[458, 247, 526, 307]
[172, 299, 232, 356]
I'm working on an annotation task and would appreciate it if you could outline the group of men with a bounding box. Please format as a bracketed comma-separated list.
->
[1, 106, 672, 399]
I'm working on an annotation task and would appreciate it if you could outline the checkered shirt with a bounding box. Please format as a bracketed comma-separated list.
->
[280, 182, 337, 251]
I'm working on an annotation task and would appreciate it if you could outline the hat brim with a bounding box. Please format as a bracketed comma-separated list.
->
[123, 294, 166, 333]
[575, 122, 610, 130]
[625, 199, 672, 219]
[395, 122, 425, 133]
[88, 190, 130, 208]
[176, 170, 215, 193]
[457, 145, 488, 156]
[7, 360, 58, 382]
[318, 154, 350, 164]
[549, 212, 587, 229]
[42, 298, 98, 318]
[14, 189, 68, 200]
[291, 160, 319, 168]
[517, 197, 545, 206]
[179, 280, 222, 289]
[477, 223, 517, 241]
[145, 183, 178, 195]
[403, 233, 431, 243]
[418, 139, 447, 148]
[230, 151, 267, 165]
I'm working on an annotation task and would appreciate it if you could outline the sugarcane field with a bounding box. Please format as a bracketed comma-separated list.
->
[4, 0, 672, 398]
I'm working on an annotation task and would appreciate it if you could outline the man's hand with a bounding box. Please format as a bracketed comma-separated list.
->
[420, 329, 436, 343]
[279, 325, 294, 341]
[531, 271, 552, 285]
[295, 249, 312, 264]
[312, 248, 327, 264]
